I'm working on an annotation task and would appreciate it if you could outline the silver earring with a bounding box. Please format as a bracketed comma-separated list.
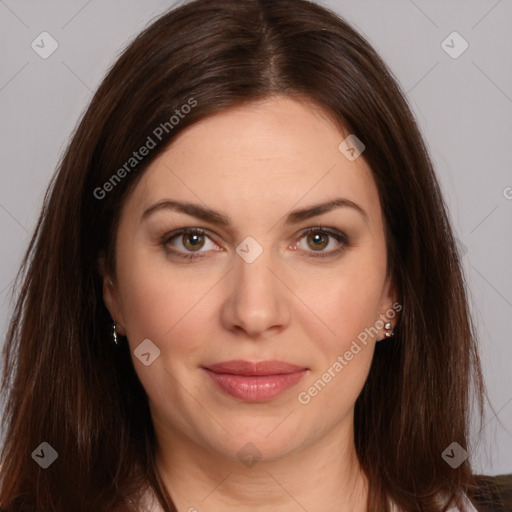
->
[383, 322, 394, 338]
[112, 322, 118, 345]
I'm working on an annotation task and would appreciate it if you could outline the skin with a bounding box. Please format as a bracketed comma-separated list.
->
[100, 96, 398, 512]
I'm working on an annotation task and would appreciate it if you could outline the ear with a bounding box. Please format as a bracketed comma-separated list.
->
[378, 274, 401, 336]
[97, 252, 127, 336]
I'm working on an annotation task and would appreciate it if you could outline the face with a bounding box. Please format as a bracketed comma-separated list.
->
[101, 96, 397, 465]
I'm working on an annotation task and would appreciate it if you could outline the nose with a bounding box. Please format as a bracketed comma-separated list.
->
[220, 246, 291, 339]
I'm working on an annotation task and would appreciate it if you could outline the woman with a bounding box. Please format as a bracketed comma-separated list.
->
[0, 0, 507, 510]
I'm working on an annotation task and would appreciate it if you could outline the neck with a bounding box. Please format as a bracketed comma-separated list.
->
[154, 419, 369, 512]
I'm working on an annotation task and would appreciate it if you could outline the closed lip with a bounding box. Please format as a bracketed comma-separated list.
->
[203, 360, 307, 376]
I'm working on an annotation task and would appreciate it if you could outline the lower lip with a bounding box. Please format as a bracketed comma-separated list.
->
[203, 369, 307, 402]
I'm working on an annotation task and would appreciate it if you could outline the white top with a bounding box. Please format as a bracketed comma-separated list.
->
[140, 488, 479, 511]
[139, 487, 165, 512]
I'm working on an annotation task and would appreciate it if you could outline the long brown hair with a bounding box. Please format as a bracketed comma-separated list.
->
[0, 0, 486, 510]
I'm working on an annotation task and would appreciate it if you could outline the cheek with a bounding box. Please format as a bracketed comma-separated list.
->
[297, 255, 386, 348]
[295, 271, 380, 414]
[116, 250, 214, 357]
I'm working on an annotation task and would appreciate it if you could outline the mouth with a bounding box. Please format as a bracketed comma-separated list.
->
[202, 360, 308, 402]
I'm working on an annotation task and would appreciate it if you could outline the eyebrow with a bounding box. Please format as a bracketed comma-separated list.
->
[141, 197, 369, 226]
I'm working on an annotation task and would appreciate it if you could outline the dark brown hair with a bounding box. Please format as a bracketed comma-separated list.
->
[0, 0, 486, 510]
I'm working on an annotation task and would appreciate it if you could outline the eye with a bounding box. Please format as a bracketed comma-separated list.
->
[162, 228, 220, 259]
[160, 226, 348, 261]
[293, 227, 348, 258]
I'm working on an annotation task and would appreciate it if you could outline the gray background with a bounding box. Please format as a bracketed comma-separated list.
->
[0, 0, 510, 475]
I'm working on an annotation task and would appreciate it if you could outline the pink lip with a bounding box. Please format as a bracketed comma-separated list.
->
[202, 360, 308, 402]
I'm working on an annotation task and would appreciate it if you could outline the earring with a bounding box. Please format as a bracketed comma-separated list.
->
[383, 322, 394, 339]
[112, 322, 118, 345]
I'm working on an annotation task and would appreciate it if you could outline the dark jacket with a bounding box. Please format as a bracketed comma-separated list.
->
[470, 474, 512, 512]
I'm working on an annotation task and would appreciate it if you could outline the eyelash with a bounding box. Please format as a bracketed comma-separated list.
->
[160, 227, 348, 261]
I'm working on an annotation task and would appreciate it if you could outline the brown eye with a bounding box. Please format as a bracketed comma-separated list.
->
[162, 228, 221, 260]
[306, 232, 329, 251]
[181, 232, 205, 251]
[295, 227, 348, 259]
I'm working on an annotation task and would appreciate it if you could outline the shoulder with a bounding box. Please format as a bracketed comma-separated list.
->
[445, 474, 512, 512]
[388, 475, 512, 512]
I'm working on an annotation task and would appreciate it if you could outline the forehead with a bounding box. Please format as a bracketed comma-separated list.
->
[122, 96, 382, 230]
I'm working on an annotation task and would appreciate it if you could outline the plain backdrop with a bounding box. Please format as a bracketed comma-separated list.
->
[0, 0, 511, 475]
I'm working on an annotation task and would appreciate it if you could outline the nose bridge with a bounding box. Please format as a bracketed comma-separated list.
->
[233, 238, 281, 301]
[222, 236, 290, 335]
